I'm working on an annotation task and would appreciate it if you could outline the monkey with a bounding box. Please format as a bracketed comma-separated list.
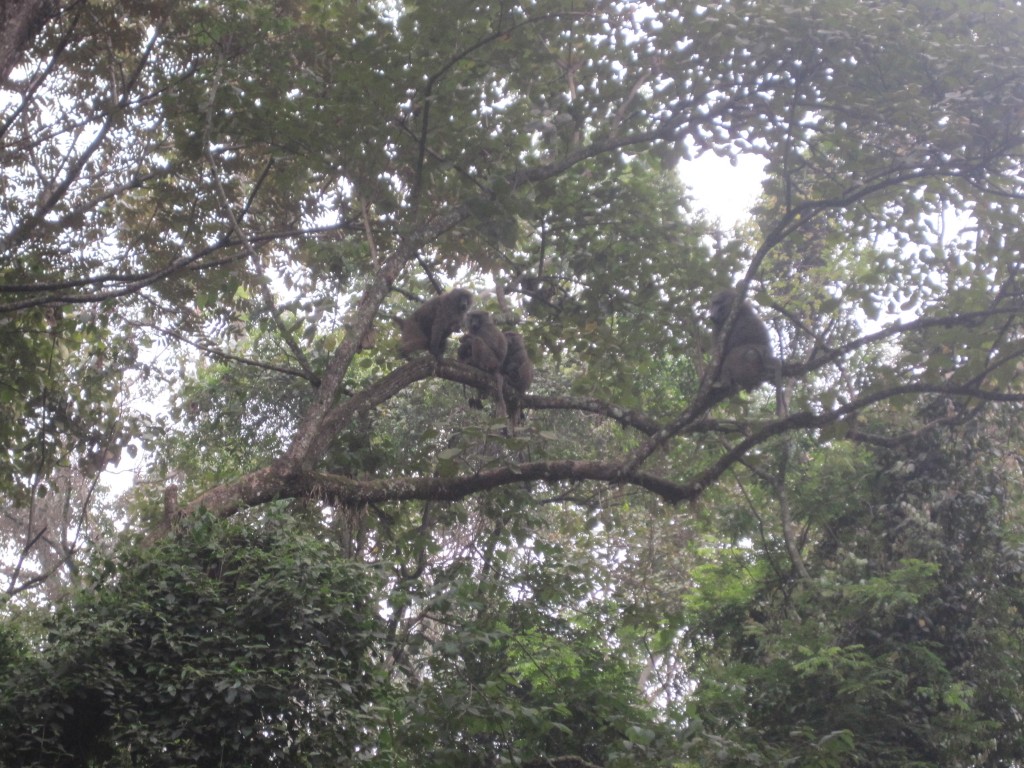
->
[501, 331, 534, 425]
[457, 335, 488, 410]
[461, 310, 508, 373]
[708, 287, 778, 391]
[456, 336, 485, 409]
[457, 309, 509, 416]
[399, 288, 473, 358]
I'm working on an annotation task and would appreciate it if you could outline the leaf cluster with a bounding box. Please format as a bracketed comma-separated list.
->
[0, 511, 385, 767]
[682, 412, 1024, 766]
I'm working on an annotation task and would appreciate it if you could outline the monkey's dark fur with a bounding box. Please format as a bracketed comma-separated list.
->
[501, 331, 533, 424]
[709, 287, 777, 390]
[459, 310, 508, 373]
[458, 310, 509, 415]
[399, 288, 473, 358]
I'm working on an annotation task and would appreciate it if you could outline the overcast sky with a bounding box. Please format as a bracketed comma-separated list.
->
[681, 153, 766, 229]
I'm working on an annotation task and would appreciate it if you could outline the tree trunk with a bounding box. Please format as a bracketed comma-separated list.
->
[1, 0, 53, 82]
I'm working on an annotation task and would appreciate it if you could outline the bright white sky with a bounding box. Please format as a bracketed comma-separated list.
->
[679, 152, 767, 229]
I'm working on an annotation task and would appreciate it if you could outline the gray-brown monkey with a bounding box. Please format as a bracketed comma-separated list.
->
[457, 310, 509, 416]
[460, 327, 534, 424]
[709, 287, 777, 390]
[501, 331, 533, 425]
[399, 288, 473, 358]
[456, 336, 485, 409]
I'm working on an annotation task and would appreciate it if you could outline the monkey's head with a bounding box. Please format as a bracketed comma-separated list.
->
[709, 288, 740, 328]
[452, 289, 473, 314]
[465, 309, 491, 334]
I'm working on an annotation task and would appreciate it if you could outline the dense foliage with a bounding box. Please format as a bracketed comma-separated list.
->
[0, 512, 384, 766]
[2, 0, 1024, 765]
[683, 414, 1024, 766]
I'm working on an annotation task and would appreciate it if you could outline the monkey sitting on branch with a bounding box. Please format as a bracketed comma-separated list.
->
[708, 286, 778, 391]
[501, 331, 533, 426]
[457, 309, 509, 417]
[399, 288, 473, 359]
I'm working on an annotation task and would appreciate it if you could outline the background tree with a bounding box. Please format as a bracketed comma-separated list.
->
[680, 408, 1024, 766]
[2, 0, 1024, 765]
[0, 512, 385, 767]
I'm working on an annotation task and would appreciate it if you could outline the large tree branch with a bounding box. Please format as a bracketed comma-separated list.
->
[283, 206, 472, 469]
[190, 457, 696, 518]
[0, 0, 59, 83]
[188, 352, 1024, 518]
[620, 215, 1024, 475]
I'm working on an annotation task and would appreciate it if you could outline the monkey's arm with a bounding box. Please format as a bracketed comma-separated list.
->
[428, 319, 449, 358]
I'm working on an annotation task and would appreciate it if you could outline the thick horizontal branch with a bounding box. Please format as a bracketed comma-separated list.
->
[622, 301, 1024, 473]
[301, 461, 694, 506]
[184, 368, 1024, 520]
[188, 457, 699, 518]
[688, 380, 1024, 496]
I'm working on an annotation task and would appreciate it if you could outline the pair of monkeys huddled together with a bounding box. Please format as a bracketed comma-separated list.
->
[398, 288, 534, 422]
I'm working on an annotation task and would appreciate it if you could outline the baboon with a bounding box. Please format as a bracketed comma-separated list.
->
[456, 336, 485, 409]
[709, 287, 777, 390]
[399, 288, 473, 358]
[501, 331, 533, 425]
[457, 310, 509, 416]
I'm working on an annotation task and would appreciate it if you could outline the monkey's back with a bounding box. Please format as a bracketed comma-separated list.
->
[502, 332, 534, 392]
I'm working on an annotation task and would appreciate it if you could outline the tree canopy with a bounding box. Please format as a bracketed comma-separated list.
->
[2, 0, 1024, 765]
